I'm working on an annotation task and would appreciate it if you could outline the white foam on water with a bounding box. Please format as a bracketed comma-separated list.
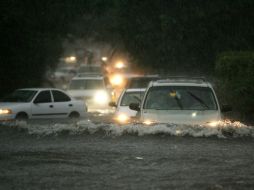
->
[16, 120, 254, 138]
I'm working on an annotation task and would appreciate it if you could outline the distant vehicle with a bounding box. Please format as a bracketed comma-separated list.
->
[126, 75, 160, 89]
[109, 88, 145, 124]
[129, 77, 232, 126]
[0, 88, 87, 122]
[52, 66, 77, 82]
[78, 64, 102, 74]
[67, 75, 110, 112]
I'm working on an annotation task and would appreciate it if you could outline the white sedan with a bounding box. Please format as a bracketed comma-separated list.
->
[109, 88, 145, 124]
[0, 88, 87, 122]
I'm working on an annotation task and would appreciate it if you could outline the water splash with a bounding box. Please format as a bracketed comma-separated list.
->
[11, 119, 254, 138]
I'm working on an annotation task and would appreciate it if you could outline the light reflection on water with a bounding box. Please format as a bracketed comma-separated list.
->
[1, 119, 254, 190]
[4, 119, 253, 138]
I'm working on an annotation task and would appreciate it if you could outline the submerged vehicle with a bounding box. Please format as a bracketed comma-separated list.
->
[67, 75, 110, 112]
[109, 88, 145, 124]
[0, 88, 87, 122]
[129, 77, 232, 126]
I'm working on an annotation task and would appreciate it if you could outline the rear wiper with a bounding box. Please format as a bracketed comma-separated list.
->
[187, 91, 209, 109]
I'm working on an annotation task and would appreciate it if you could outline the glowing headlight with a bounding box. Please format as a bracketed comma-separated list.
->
[0, 109, 12, 115]
[115, 61, 125, 69]
[206, 121, 220, 127]
[143, 119, 157, 126]
[109, 74, 124, 86]
[94, 91, 109, 105]
[115, 113, 130, 124]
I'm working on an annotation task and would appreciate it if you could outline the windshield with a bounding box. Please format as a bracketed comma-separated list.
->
[144, 86, 217, 110]
[69, 79, 104, 90]
[2, 90, 37, 102]
[120, 91, 145, 106]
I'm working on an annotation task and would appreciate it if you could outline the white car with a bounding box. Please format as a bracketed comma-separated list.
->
[0, 88, 87, 122]
[129, 78, 232, 126]
[52, 66, 77, 82]
[109, 88, 145, 124]
[67, 75, 110, 112]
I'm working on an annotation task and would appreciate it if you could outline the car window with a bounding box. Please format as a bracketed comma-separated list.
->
[144, 86, 217, 110]
[120, 91, 144, 106]
[52, 90, 71, 102]
[34, 90, 52, 103]
[86, 80, 104, 89]
[69, 80, 85, 90]
[69, 79, 104, 90]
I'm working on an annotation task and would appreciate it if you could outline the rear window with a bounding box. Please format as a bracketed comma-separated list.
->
[52, 90, 71, 102]
[69, 79, 104, 90]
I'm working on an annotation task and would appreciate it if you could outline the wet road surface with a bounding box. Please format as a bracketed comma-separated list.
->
[0, 116, 254, 190]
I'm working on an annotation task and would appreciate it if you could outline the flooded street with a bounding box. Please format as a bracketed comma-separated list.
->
[1, 117, 254, 190]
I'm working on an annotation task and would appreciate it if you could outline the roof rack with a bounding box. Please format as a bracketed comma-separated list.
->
[155, 76, 207, 84]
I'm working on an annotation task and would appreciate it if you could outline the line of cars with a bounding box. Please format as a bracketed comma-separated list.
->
[0, 64, 108, 123]
[0, 61, 232, 127]
[109, 76, 232, 127]
[67, 74, 110, 113]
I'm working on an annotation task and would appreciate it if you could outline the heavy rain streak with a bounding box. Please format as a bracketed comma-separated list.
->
[1, 1, 254, 190]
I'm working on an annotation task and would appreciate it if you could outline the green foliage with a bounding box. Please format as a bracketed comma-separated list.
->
[215, 51, 254, 116]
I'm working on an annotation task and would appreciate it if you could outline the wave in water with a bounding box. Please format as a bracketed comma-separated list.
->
[9, 120, 254, 138]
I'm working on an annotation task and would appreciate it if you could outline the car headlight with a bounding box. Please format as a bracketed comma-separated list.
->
[94, 90, 109, 105]
[114, 113, 130, 124]
[0, 109, 12, 115]
[206, 121, 220, 127]
[109, 74, 124, 86]
[143, 119, 157, 126]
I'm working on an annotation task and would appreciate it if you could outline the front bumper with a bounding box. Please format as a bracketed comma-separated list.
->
[0, 114, 15, 122]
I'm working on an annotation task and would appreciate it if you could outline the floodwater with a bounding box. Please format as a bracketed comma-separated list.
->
[0, 117, 254, 190]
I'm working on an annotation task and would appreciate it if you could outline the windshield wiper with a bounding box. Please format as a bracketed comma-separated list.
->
[174, 95, 183, 110]
[187, 91, 209, 109]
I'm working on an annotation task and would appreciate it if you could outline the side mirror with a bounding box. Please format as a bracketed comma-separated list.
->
[129, 103, 140, 111]
[109, 101, 117, 107]
[221, 104, 232, 113]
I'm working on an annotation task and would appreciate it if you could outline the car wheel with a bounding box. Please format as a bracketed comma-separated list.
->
[69, 112, 80, 122]
[15, 113, 28, 125]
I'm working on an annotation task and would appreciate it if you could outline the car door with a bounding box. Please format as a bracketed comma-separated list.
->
[31, 90, 55, 119]
[51, 90, 72, 118]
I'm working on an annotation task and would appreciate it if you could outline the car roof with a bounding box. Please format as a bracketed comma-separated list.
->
[79, 64, 101, 67]
[72, 75, 104, 80]
[75, 73, 103, 78]
[129, 74, 160, 79]
[149, 77, 212, 88]
[125, 88, 146, 92]
[18, 88, 65, 91]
